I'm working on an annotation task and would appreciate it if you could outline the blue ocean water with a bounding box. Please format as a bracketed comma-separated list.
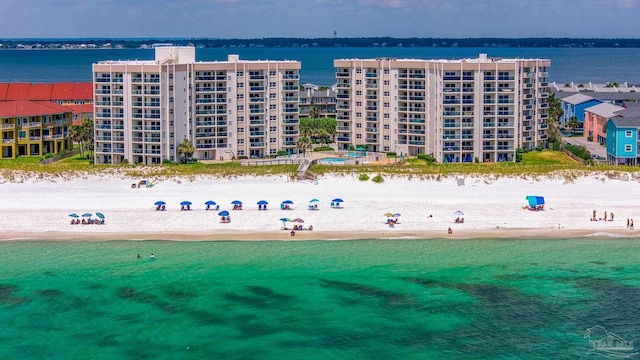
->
[1, 238, 639, 359]
[1, 47, 639, 85]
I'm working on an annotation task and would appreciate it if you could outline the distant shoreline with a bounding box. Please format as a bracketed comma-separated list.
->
[2, 37, 640, 50]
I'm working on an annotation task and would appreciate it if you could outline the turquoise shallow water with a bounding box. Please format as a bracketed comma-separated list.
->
[1, 238, 639, 359]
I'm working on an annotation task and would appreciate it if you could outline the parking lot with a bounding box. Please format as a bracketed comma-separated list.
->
[562, 135, 606, 159]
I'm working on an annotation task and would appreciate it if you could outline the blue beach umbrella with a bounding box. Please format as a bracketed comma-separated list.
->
[231, 200, 243, 205]
[218, 210, 230, 217]
[154, 201, 166, 206]
[257, 200, 269, 205]
[95, 212, 105, 219]
[279, 217, 291, 226]
[205, 200, 217, 206]
[180, 201, 192, 206]
[281, 200, 294, 205]
[82, 213, 92, 218]
[332, 198, 344, 203]
[309, 198, 319, 203]
[68, 213, 79, 218]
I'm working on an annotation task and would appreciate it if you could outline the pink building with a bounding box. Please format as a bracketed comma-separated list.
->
[584, 103, 623, 144]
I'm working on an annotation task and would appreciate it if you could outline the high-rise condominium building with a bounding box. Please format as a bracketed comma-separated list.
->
[93, 46, 300, 164]
[334, 54, 550, 162]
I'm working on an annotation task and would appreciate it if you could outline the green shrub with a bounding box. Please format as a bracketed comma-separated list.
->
[238, 156, 248, 160]
[474, 157, 480, 163]
[43, 153, 54, 159]
[358, 173, 370, 181]
[565, 143, 591, 161]
[386, 151, 397, 156]
[162, 158, 172, 164]
[417, 153, 436, 163]
[535, 146, 543, 151]
[372, 174, 384, 183]
[587, 135, 593, 141]
[277, 150, 289, 156]
[313, 146, 334, 152]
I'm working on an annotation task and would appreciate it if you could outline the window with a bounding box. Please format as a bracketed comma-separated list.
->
[237, 105, 244, 111]
[384, 80, 389, 86]
[356, 68, 362, 74]
[269, 82, 276, 88]
[384, 91, 390, 96]
[270, 127, 277, 132]
[270, 93, 277, 99]
[356, 91, 362, 96]
[384, 102, 390, 108]
[356, 112, 362, 118]
[237, 71, 244, 77]
[383, 135, 389, 140]
[356, 101, 362, 107]
[238, 150, 245, 156]
[238, 116, 244, 122]
[270, 115, 277, 121]
[626, 130, 633, 138]
[237, 93, 244, 99]
[270, 104, 276, 110]
[356, 123, 362, 128]
[269, 70, 276, 76]
[625, 144, 633, 152]
[237, 82, 244, 88]
[270, 138, 277, 143]
[237, 138, 244, 144]
[356, 134, 362, 139]
[356, 80, 362, 85]
[238, 128, 244, 133]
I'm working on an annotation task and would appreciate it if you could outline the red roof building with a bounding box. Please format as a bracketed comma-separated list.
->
[0, 82, 89, 159]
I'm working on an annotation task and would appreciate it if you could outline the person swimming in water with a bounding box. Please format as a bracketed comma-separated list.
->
[150, 253, 155, 259]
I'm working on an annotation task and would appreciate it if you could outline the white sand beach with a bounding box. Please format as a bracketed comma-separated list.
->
[1, 171, 640, 241]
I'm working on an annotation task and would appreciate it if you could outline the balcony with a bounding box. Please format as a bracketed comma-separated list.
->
[250, 142, 265, 147]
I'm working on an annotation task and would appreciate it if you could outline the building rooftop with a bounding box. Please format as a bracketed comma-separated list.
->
[562, 93, 599, 105]
[585, 103, 624, 118]
[611, 117, 640, 128]
[0, 82, 92, 101]
[0, 100, 72, 118]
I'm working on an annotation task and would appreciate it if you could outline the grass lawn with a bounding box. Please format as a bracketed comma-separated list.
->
[520, 150, 577, 165]
[0, 150, 636, 178]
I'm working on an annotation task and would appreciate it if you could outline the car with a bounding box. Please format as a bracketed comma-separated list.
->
[591, 154, 604, 160]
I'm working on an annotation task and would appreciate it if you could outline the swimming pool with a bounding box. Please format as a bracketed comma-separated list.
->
[317, 157, 351, 165]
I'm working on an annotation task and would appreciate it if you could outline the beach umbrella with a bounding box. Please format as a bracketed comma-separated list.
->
[384, 212, 394, 217]
[204, 200, 217, 206]
[95, 212, 105, 219]
[332, 198, 344, 203]
[154, 201, 166, 206]
[218, 210, 230, 217]
[257, 200, 269, 205]
[231, 200, 243, 205]
[281, 200, 294, 205]
[180, 201, 192, 206]
[279, 217, 292, 226]
[356, 145, 367, 151]
[393, 213, 401, 217]
[309, 198, 319, 203]
[68, 213, 79, 218]
[82, 213, 92, 218]
[292, 218, 304, 223]
[453, 210, 464, 216]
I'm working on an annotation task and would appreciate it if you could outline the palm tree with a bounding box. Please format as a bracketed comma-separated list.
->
[67, 124, 83, 158]
[566, 116, 581, 132]
[80, 118, 94, 158]
[177, 138, 195, 163]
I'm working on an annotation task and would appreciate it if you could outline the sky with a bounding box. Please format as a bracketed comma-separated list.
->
[0, 0, 639, 39]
